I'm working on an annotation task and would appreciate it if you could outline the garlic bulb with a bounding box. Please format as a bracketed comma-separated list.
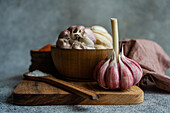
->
[56, 25, 113, 49]
[56, 25, 96, 49]
[93, 45, 143, 90]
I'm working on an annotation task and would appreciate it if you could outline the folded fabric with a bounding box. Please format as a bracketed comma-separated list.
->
[119, 39, 170, 92]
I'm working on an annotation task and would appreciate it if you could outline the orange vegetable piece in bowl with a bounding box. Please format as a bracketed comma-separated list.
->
[39, 44, 52, 52]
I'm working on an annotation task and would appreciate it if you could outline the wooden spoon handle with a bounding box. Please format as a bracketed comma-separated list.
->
[24, 73, 100, 100]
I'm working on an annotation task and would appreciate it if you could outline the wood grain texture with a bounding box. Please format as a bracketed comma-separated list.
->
[24, 73, 99, 100]
[51, 46, 113, 80]
[12, 80, 144, 105]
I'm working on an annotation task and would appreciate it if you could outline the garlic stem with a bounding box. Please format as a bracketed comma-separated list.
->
[121, 44, 125, 57]
[112, 49, 116, 62]
[111, 18, 119, 63]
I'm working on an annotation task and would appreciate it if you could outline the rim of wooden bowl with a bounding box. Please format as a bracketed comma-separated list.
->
[51, 45, 113, 51]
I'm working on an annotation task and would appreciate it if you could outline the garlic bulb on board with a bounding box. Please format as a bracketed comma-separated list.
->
[93, 45, 143, 90]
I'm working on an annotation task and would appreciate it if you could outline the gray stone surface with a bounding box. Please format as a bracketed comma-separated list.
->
[0, 0, 169, 112]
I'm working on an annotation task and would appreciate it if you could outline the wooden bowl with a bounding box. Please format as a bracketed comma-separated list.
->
[51, 45, 112, 80]
[29, 49, 57, 74]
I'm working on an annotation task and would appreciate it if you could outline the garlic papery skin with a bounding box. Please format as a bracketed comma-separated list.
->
[120, 45, 143, 85]
[56, 38, 71, 49]
[58, 30, 71, 40]
[105, 51, 119, 89]
[72, 40, 84, 49]
[96, 58, 110, 88]
[79, 35, 95, 48]
[93, 57, 109, 80]
[119, 54, 134, 89]
[84, 28, 96, 43]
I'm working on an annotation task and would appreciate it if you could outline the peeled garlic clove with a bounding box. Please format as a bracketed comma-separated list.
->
[93, 57, 108, 80]
[119, 55, 134, 89]
[97, 58, 110, 88]
[56, 38, 71, 49]
[94, 33, 113, 48]
[91, 25, 108, 33]
[105, 56, 119, 89]
[58, 30, 71, 40]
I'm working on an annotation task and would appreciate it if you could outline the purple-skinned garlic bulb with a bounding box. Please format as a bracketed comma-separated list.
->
[93, 45, 143, 90]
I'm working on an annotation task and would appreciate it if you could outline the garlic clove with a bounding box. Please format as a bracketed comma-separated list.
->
[85, 46, 95, 49]
[120, 45, 143, 85]
[93, 57, 108, 80]
[96, 58, 110, 88]
[119, 55, 134, 89]
[91, 25, 108, 33]
[56, 38, 71, 49]
[94, 33, 113, 49]
[79, 35, 95, 48]
[84, 28, 96, 43]
[77, 25, 86, 33]
[72, 40, 83, 49]
[58, 30, 71, 40]
[93, 31, 113, 44]
[94, 44, 107, 49]
[105, 57, 119, 89]
[67, 25, 77, 32]
[121, 56, 143, 85]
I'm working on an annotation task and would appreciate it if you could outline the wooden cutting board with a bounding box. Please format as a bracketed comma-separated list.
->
[12, 79, 144, 105]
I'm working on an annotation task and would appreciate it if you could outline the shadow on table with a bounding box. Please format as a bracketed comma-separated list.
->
[140, 82, 170, 94]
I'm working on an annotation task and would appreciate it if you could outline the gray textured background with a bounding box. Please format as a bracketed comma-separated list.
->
[0, 0, 170, 113]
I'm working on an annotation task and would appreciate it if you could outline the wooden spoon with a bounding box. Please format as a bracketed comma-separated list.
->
[24, 72, 100, 100]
